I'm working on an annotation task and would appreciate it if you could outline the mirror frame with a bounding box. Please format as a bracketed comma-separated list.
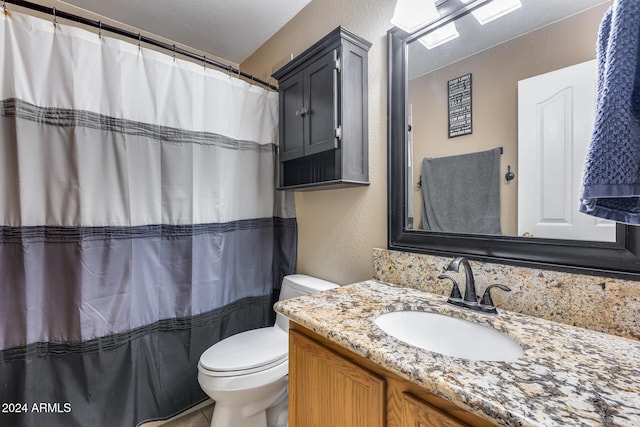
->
[387, 1, 640, 279]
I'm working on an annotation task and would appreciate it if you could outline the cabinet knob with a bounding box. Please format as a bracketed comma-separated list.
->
[295, 107, 308, 117]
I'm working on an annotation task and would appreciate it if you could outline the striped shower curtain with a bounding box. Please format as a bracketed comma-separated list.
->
[0, 10, 296, 427]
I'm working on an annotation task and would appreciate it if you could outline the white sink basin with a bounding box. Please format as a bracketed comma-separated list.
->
[374, 311, 524, 361]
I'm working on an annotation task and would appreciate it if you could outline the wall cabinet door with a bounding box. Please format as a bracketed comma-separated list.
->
[304, 49, 339, 157]
[279, 73, 306, 161]
[289, 329, 385, 427]
[280, 50, 338, 162]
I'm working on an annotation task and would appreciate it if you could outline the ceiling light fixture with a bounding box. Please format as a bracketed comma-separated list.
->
[418, 22, 459, 49]
[461, 0, 522, 25]
[391, 0, 440, 33]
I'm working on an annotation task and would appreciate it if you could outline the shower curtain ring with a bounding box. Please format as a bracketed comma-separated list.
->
[52, 7, 57, 27]
[203, 55, 206, 71]
[226, 65, 236, 81]
[172, 44, 176, 61]
[138, 33, 141, 50]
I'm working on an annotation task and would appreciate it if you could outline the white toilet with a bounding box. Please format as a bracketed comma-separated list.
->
[197, 274, 338, 427]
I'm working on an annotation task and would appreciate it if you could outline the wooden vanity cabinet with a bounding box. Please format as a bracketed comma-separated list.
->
[289, 328, 384, 426]
[272, 27, 371, 190]
[401, 392, 471, 427]
[288, 323, 494, 427]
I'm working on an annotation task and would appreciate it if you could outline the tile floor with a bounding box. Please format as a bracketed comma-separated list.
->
[139, 400, 214, 427]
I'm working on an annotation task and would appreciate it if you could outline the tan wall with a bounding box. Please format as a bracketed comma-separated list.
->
[409, 4, 609, 235]
[241, 0, 395, 285]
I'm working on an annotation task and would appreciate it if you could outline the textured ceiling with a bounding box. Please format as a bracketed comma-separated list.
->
[59, 0, 311, 64]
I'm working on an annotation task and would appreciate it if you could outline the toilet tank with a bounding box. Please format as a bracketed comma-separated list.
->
[275, 274, 338, 332]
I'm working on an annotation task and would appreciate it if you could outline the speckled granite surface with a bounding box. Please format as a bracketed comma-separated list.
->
[373, 248, 640, 340]
[275, 281, 640, 427]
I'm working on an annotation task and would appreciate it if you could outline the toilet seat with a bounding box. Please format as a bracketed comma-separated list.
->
[199, 327, 288, 377]
[198, 359, 288, 392]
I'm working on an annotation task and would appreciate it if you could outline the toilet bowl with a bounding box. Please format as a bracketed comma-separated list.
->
[197, 274, 338, 427]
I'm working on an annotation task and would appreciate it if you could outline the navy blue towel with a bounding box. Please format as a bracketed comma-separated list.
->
[579, 0, 640, 224]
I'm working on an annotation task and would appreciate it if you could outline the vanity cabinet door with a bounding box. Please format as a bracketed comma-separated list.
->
[402, 392, 471, 427]
[289, 329, 385, 427]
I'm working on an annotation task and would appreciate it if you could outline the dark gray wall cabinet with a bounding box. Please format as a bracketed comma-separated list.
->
[272, 27, 371, 190]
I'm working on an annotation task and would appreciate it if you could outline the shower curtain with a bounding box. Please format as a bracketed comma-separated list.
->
[0, 10, 296, 427]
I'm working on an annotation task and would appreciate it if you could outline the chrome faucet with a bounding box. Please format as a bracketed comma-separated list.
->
[438, 257, 511, 314]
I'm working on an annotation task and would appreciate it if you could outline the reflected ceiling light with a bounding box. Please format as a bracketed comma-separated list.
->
[418, 22, 459, 49]
[462, 0, 522, 25]
[391, 0, 440, 33]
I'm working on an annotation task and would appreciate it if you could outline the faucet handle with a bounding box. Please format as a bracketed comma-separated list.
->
[438, 274, 463, 302]
[479, 284, 511, 314]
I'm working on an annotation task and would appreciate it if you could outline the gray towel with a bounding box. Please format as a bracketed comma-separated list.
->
[579, 0, 640, 223]
[421, 148, 501, 234]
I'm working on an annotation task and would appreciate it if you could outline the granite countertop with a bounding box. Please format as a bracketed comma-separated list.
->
[274, 280, 640, 426]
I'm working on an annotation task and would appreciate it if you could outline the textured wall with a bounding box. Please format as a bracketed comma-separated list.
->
[241, 0, 395, 285]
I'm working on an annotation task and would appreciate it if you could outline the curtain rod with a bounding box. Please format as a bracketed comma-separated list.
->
[3, 0, 279, 91]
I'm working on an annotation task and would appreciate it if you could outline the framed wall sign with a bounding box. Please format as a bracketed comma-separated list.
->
[448, 73, 472, 138]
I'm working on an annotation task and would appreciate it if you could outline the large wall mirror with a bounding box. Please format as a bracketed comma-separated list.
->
[388, 0, 640, 278]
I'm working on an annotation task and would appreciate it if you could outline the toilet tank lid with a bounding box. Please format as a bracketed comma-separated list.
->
[199, 327, 288, 372]
[282, 274, 339, 293]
